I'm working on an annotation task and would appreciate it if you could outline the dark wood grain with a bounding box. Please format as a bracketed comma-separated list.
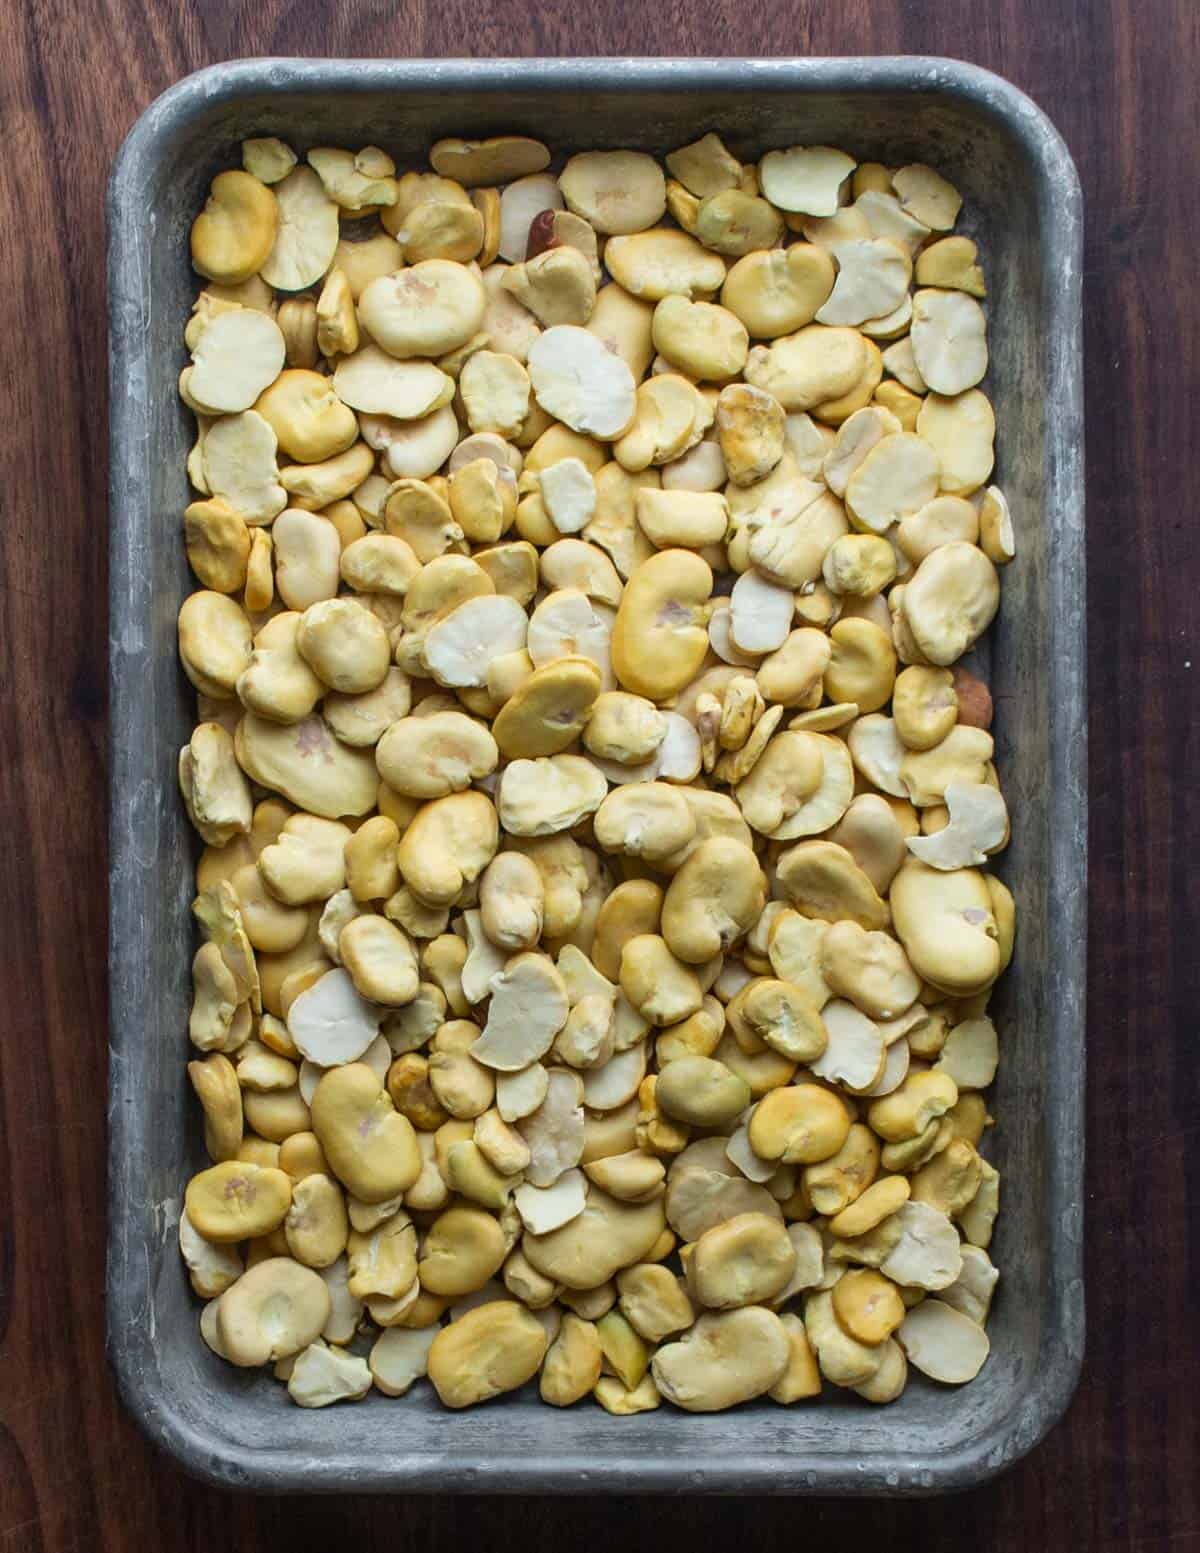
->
[1, 1, 1197, 1548]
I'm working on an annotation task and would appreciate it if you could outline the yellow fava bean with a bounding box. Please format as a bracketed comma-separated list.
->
[687, 1212, 798, 1309]
[660, 837, 766, 964]
[656, 1056, 750, 1129]
[418, 1205, 509, 1296]
[522, 1185, 666, 1290]
[185, 1160, 293, 1243]
[611, 549, 712, 699]
[492, 657, 601, 758]
[620, 935, 704, 1028]
[428, 1300, 548, 1408]
[726, 978, 826, 1063]
[396, 791, 499, 907]
[652, 1307, 790, 1411]
[339, 916, 419, 1006]
[889, 860, 1000, 995]
[652, 295, 748, 382]
[284, 1172, 349, 1268]
[178, 591, 253, 699]
[216, 1257, 330, 1366]
[540, 1312, 604, 1406]
[721, 244, 835, 338]
[310, 1063, 421, 1202]
[191, 170, 279, 284]
[749, 1084, 851, 1165]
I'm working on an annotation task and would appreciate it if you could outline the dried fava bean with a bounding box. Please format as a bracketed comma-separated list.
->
[428, 1299, 548, 1407]
[898, 1298, 989, 1384]
[256, 369, 359, 466]
[759, 145, 857, 216]
[271, 509, 341, 610]
[376, 712, 498, 798]
[652, 296, 748, 383]
[540, 1311, 604, 1405]
[188, 1053, 244, 1162]
[934, 1015, 1000, 1090]
[287, 1340, 373, 1407]
[477, 852, 544, 954]
[287, 967, 381, 1066]
[359, 261, 486, 360]
[178, 592, 253, 699]
[191, 170, 279, 284]
[217, 1258, 330, 1366]
[749, 1083, 851, 1165]
[910, 289, 988, 396]
[916, 389, 996, 497]
[295, 598, 391, 695]
[260, 167, 339, 292]
[180, 723, 253, 846]
[727, 977, 825, 1064]
[687, 1212, 797, 1309]
[660, 837, 765, 963]
[694, 190, 784, 256]
[497, 173, 564, 266]
[902, 543, 1000, 667]
[653, 1307, 789, 1411]
[462, 948, 565, 1068]
[906, 782, 1008, 870]
[916, 234, 986, 297]
[744, 323, 867, 413]
[769, 1311, 824, 1402]
[185, 1160, 292, 1243]
[522, 1184, 666, 1289]
[666, 133, 742, 198]
[661, 439, 727, 494]
[307, 145, 397, 213]
[332, 347, 453, 423]
[656, 1056, 749, 1129]
[431, 135, 550, 188]
[614, 374, 713, 472]
[339, 917, 420, 1007]
[535, 458, 595, 538]
[503, 247, 597, 328]
[607, 231, 727, 303]
[892, 164, 962, 231]
[235, 713, 378, 819]
[594, 782, 695, 864]
[896, 496, 980, 565]
[977, 485, 1015, 565]
[816, 238, 911, 328]
[721, 245, 835, 339]
[620, 937, 704, 1030]
[186, 309, 285, 416]
[804, 1287, 883, 1388]
[735, 731, 854, 841]
[716, 382, 785, 486]
[559, 151, 666, 235]
[526, 326, 637, 441]
[179, 1209, 244, 1297]
[311, 1062, 421, 1203]
[332, 232, 403, 303]
[396, 791, 498, 908]
[498, 754, 607, 838]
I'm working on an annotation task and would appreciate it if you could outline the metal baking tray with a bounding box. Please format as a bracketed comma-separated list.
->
[108, 55, 1086, 1495]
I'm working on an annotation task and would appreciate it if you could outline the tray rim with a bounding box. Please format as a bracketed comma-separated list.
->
[107, 52, 1085, 1496]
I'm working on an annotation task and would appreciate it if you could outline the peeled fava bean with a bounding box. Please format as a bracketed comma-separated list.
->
[428, 1300, 548, 1407]
[652, 1307, 790, 1411]
[178, 131, 1011, 1417]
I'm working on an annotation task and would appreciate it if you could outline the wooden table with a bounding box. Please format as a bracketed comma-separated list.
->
[2, 2, 1197, 1548]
